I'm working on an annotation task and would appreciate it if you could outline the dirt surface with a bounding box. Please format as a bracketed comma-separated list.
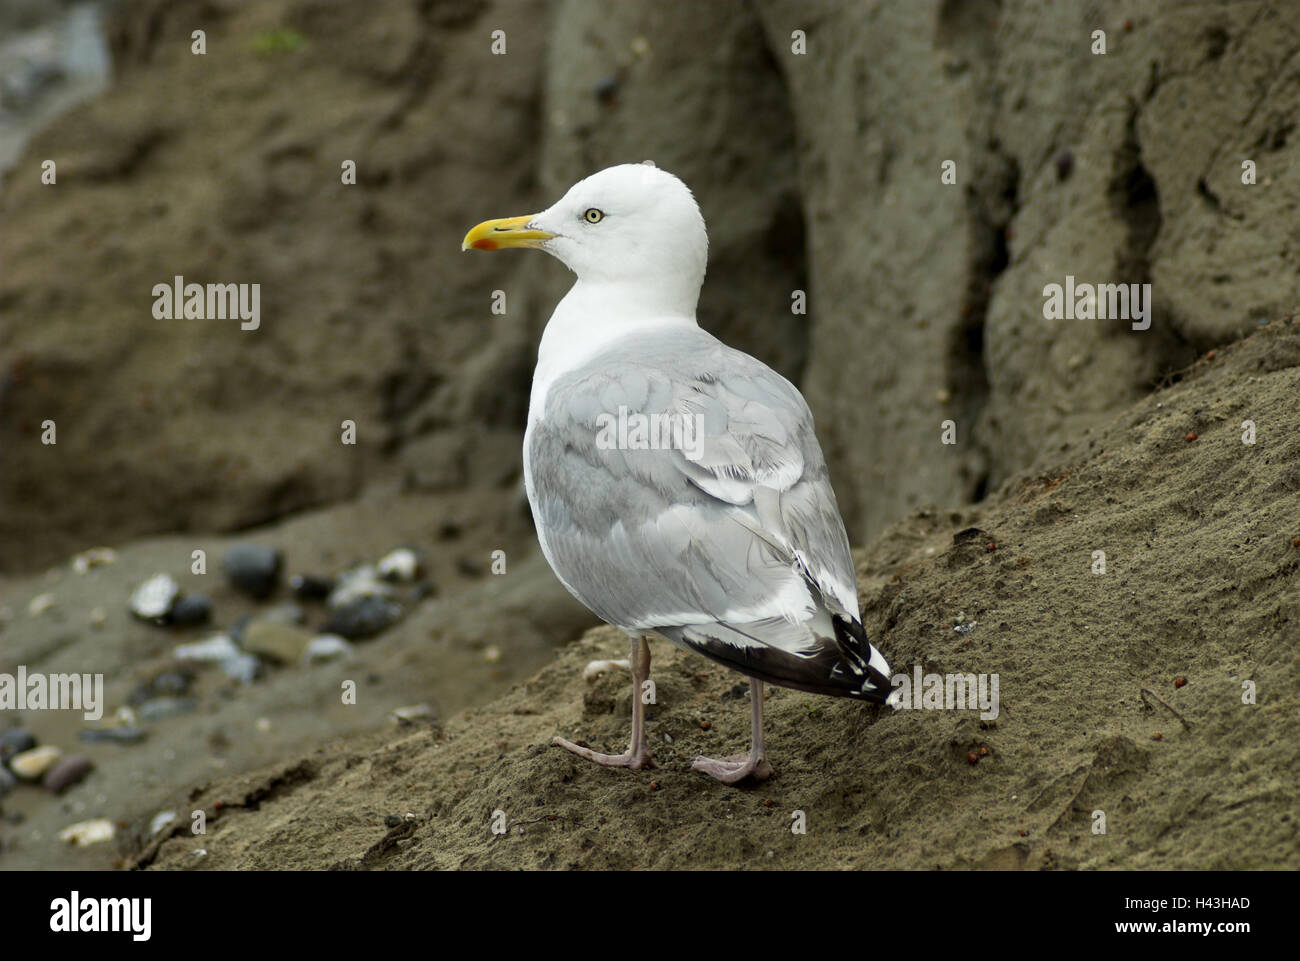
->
[128, 318, 1300, 870]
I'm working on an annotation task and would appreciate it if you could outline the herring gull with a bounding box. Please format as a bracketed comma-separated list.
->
[462, 163, 892, 784]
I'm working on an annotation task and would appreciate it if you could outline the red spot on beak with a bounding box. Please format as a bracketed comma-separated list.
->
[471, 239, 499, 251]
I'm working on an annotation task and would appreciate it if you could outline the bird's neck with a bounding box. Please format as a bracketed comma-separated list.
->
[529, 279, 700, 420]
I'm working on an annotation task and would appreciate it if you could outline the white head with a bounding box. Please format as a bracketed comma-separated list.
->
[463, 162, 708, 316]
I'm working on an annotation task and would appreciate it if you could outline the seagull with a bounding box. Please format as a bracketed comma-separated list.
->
[462, 163, 892, 784]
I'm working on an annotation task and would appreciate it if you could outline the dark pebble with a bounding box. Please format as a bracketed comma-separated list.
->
[383, 814, 404, 828]
[456, 556, 484, 578]
[1, 728, 37, 764]
[43, 754, 94, 793]
[128, 670, 194, 706]
[169, 594, 212, 626]
[137, 697, 198, 723]
[290, 574, 334, 602]
[411, 580, 437, 602]
[78, 726, 147, 746]
[222, 543, 282, 599]
[228, 613, 252, 644]
[1055, 150, 1074, 181]
[322, 596, 402, 640]
[594, 74, 619, 104]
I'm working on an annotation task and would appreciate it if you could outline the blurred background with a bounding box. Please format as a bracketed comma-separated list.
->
[0, 0, 1297, 869]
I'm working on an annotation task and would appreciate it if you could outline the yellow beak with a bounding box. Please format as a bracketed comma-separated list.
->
[461, 214, 554, 251]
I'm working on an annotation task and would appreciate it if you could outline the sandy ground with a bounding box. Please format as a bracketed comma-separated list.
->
[110, 317, 1300, 870]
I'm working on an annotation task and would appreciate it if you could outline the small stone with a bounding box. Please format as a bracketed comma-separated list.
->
[383, 813, 404, 828]
[43, 754, 94, 793]
[129, 670, 193, 704]
[483, 644, 502, 664]
[290, 573, 334, 601]
[322, 595, 402, 640]
[256, 717, 272, 733]
[302, 634, 355, 665]
[89, 607, 106, 629]
[593, 74, 619, 104]
[1174, 676, 1188, 688]
[1, 728, 37, 762]
[58, 818, 115, 846]
[391, 704, 434, 724]
[169, 593, 212, 626]
[78, 726, 147, 746]
[242, 619, 313, 664]
[967, 752, 980, 764]
[1185, 431, 1198, 442]
[129, 574, 180, 622]
[327, 566, 394, 608]
[377, 547, 420, 582]
[137, 697, 197, 723]
[173, 634, 241, 663]
[261, 602, 306, 625]
[71, 547, 117, 574]
[1054, 150, 1074, 181]
[1152, 732, 1163, 741]
[220, 653, 261, 684]
[10, 745, 62, 780]
[27, 592, 56, 617]
[222, 543, 282, 599]
[150, 810, 177, 836]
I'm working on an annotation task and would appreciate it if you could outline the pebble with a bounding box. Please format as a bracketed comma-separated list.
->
[169, 593, 212, 626]
[1, 728, 38, 762]
[128, 670, 194, 705]
[27, 592, 56, 617]
[71, 547, 117, 574]
[43, 754, 94, 793]
[327, 566, 394, 608]
[0, 766, 15, 797]
[221, 653, 261, 684]
[78, 726, 147, 746]
[137, 697, 197, 723]
[391, 704, 434, 724]
[129, 573, 180, 622]
[377, 547, 420, 582]
[10, 745, 62, 780]
[302, 634, 355, 665]
[58, 818, 115, 846]
[222, 543, 282, 599]
[260, 602, 305, 626]
[290, 573, 335, 601]
[149, 810, 177, 836]
[89, 607, 106, 629]
[323, 595, 402, 640]
[173, 634, 241, 663]
[242, 619, 314, 664]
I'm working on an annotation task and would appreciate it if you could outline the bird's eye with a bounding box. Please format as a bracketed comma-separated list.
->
[583, 208, 605, 224]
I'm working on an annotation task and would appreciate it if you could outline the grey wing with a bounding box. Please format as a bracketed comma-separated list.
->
[526, 331, 860, 640]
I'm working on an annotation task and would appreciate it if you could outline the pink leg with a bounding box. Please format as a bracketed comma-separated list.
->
[692, 680, 774, 785]
[552, 636, 654, 770]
